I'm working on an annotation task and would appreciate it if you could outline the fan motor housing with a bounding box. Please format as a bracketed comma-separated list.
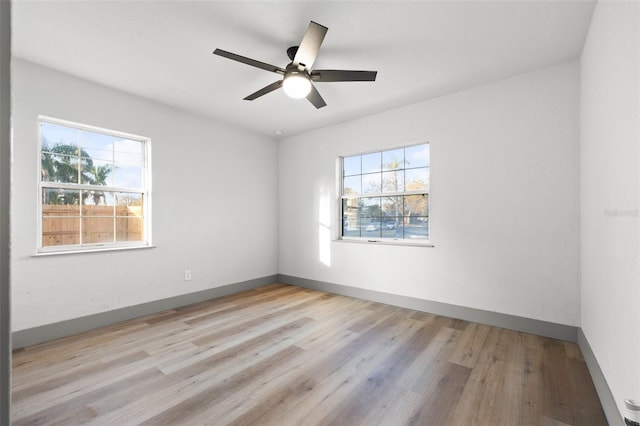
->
[286, 46, 299, 61]
[285, 63, 307, 75]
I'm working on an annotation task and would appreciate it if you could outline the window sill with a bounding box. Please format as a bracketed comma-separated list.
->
[335, 238, 435, 248]
[33, 244, 156, 257]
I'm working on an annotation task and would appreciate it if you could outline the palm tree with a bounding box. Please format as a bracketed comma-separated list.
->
[87, 164, 112, 205]
[41, 141, 113, 205]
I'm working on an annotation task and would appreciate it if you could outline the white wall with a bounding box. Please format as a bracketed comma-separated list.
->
[580, 0, 640, 418]
[11, 59, 278, 331]
[279, 61, 580, 326]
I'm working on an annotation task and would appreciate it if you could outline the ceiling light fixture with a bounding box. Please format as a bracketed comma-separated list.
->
[282, 72, 311, 99]
[213, 20, 377, 108]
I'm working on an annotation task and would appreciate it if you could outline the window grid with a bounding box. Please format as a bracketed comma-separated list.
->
[38, 117, 151, 253]
[340, 143, 429, 242]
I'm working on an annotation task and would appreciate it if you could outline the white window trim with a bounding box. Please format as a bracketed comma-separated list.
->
[36, 116, 152, 254]
[337, 142, 432, 247]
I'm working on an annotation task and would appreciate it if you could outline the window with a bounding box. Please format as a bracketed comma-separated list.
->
[340, 143, 429, 243]
[38, 117, 151, 253]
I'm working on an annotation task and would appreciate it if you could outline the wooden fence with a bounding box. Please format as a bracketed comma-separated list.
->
[42, 204, 143, 247]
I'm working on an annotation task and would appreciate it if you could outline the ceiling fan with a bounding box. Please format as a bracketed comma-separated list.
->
[213, 21, 377, 109]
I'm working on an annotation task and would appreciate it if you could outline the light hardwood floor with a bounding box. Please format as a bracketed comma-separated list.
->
[12, 283, 606, 425]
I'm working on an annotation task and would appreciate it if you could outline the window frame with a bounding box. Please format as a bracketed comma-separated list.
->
[338, 142, 431, 246]
[36, 116, 152, 255]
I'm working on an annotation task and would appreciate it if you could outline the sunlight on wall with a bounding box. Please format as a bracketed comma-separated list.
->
[318, 187, 331, 267]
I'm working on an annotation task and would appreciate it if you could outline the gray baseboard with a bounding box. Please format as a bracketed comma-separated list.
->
[278, 274, 578, 343]
[12, 275, 278, 349]
[13, 272, 618, 425]
[14, 273, 580, 348]
[578, 328, 623, 426]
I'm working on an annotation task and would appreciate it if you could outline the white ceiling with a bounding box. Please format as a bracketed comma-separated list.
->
[12, 0, 596, 138]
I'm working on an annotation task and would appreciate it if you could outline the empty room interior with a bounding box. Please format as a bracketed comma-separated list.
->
[1, 0, 639, 424]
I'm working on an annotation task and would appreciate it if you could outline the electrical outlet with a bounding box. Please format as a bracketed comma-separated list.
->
[184, 270, 192, 281]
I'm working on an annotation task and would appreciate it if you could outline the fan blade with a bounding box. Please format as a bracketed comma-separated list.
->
[306, 83, 327, 109]
[213, 49, 285, 75]
[311, 70, 377, 82]
[243, 80, 283, 101]
[293, 21, 328, 70]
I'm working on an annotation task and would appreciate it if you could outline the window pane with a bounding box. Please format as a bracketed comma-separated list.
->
[382, 170, 404, 193]
[81, 159, 114, 186]
[80, 130, 113, 161]
[381, 196, 403, 217]
[342, 199, 360, 237]
[406, 144, 429, 168]
[382, 217, 402, 238]
[362, 152, 381, 173]
[115, 150, 144, 166]
[114, 138, 144, 154]
[391, 221, 405, 239]
[404, 217, 429, 239]
[343, 175, 361, 195]
[343, 197, 360, 216]
[82, 191, 115, 216]
[42, 189, 80, 246]
[42, 189, 81, 214]
[40, 152, 55, 182]
[382, 148, 404, 171]
[360, 197, 381, 218]
[116, 217, 144, 242]
[41, 152, 79, 183]
[116, 192, 144, 217]
[82, 217, 115, 244]
[116, 192, 144, 208]
[382, 216, 402, 233]
[362, 172, 381, 194]
[404, 194, 429, 217]
[114, 164, 144, 189]
[42, 217, 80, 247]
[361, 220, 382, 238]
[343, 155, 361, 176]
[114, 138, 144, 166]
[405, 167, 429, 191]
[41, 121, 79, 151]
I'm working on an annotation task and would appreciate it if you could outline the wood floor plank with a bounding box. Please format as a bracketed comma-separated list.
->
[190, 291, 326, 347]
[449, 327, 520, 425]
[12, 350, 158, 418]
[404, 361, 472, 426]
[13, 367, 164, 426]
[225, 374, 319, 426]
[11, 350, 149, 403]
[448, 321, 491, 368]
[12, 321, 151, 378]
[138, 345, 306, 425]
[397, 325, 460, 394]
[98, 319, 317, 424]
[302, 309, 418, 384]
[11, 283, 608, 425]
[317, 315, 455, 425]
[519, 333, 546, 425]
[362, 381, 422, 425]
[543, 338, 580, 425]
[256, 313, 423, 425]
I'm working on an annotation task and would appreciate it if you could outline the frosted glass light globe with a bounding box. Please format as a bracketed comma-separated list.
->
[283, 73, 311, 99]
